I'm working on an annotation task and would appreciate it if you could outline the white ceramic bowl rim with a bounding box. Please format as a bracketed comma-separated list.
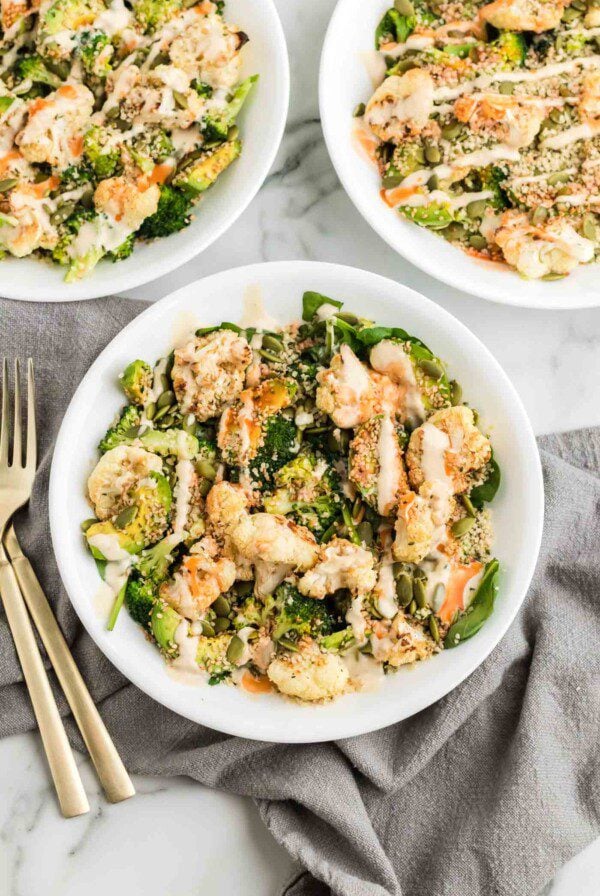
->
[319, 0, 600, 310]
[3, 0, 289, 302]
[49, 261, 544, 742]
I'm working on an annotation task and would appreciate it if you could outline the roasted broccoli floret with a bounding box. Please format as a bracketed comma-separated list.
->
[16, 55, 62, 89]
[125, 576, 155, 629]
[249, 413, 297, 484]
[320, 627, 355, 652]
[78, 30, 113, 77]
[138, 185, 192, 239]
[121, 359, 152, 405]
[496, 31, 527, 66]
[132, 0, 181, 32]
[202, 75, 257, 142]
[191, 79, 213, 98]
[51, 207, 95, 266]
[107, 233, 135, 262]
[140, 429, 199, 459]
[480, 166, 509, 210]
[40, 0, 105, 35]
[272, 582, 336, 646]
[151, 600, 181, 654]
[98, 405, 141, 452]
[383, 140, 425, 187]
[264, 452, 341, 538]
[130, 128, 174, 170]
[138, 533, 182, 584]
[233, 593, 275, 630]
[83, 125, 120, 179]
[60, 163, 94, 190]
[172, 141, 241, 198]
[196, 633, 234, 676]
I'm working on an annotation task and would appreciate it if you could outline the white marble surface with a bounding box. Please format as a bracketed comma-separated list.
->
[3, 0, 600, 893]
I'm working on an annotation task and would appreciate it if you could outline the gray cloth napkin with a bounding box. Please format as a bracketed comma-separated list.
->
[1, 297, 599, 896]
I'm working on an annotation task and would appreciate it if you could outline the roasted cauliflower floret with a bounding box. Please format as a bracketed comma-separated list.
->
[365, 71, 434, 142]
[298, 537, 377, 599]
[579, 72, 600, 125]
[493, 211, 595, 280]
[159, 536, 236, 620]
[17, 84, 94, 168]
[454, 93, 545, 149]
[479, 0, 568, 33]
[205, 481, 253, 580]
[231, 513, 318, 583]
[0, 180, 58, 257]
[94, 175, 160, 231]
[371, 614, 435, 666]
[172, 329, 252, 422]
[121, 66, 206, 129]
[87, 445, 162, 520]
[406, 407, 492, 495]
[349, 414, 408, 516]
[168, 11, 245, 89]
[267, 639, 349, 702]
[316, 344, 401, 429]
[393, 490, 436, 563]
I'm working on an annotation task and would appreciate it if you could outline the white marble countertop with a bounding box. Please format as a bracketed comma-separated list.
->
[3, 1, 600, 893]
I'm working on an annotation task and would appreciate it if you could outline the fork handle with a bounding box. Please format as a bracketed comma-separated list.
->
[9, 546, 135, 804]
[0, 558, 89, 818]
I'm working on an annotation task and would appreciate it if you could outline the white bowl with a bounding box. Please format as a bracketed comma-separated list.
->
[50, 261, 544, 742]
[320, 0, 600, 310]
[4, 0, 289, 302]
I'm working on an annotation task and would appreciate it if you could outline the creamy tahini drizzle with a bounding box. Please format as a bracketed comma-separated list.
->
[377, 414, 400, 517]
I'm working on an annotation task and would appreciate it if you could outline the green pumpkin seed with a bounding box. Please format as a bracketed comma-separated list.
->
[547, 171, 570, 186]
[356, 521, 373, 546]
[278, 637, 300, 652]
[157, 389, 175, 410]
[408, 599, 417, 616]
[424, 144, 441, 164]
[531, 206, 548, 225]
[413, 578, 427, 609]
[441, 122, 462, 140]
[114, 505, 138, 529]
[469, 234, 487, 250]
[197, 459, 217, 480]
[202, 621, 216, 637]
[562, 6, 579, 21]
[429, 615, 441, 643]
[214, 617, 230, 633]
[461, 494, 476, 516]
[394, 0, 415, 13]
[498, 81, 514, 95]
[466, 199, 487, 219]
[336, 311, 360, 325]
[198, 479, 212, 497]
[213, 595, 230, 617]
[451, 516, 476, 538]
[396, 572, 413, 607]
[173, 90, 188, 109]
[80, 518, 97, 533]
[418, 358, 444, 380]
[227, 125, 239, 141]
[442, 222, 466, 242]
[0, 177, 18, 193]
[262, 334, 284, 353]
[236, 580, 253, 597]
[353, 102, 366, 117]
[427, 173, 439, 191]
[226, 634, 245, 664]
[582, 213, 598, 241]
[258, 349, 282, 363]
[450, 379, 462, 405]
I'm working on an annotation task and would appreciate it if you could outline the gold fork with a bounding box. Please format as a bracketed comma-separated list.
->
[0, 358, 89, 817]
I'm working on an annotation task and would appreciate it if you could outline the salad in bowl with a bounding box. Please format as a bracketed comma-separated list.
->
[0, 0, 256, 281]
[81, 289, 501, 704]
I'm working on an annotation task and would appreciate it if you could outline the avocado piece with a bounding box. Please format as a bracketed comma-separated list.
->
[85, 520, 141, 559]
[173, 140, 241, 197]
[151, 601, 182, 655]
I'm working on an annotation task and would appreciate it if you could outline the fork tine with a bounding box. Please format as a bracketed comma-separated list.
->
[12, 358, 22, 468]
[0, 357, 8, 465]
[26, 358, 36, 470]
